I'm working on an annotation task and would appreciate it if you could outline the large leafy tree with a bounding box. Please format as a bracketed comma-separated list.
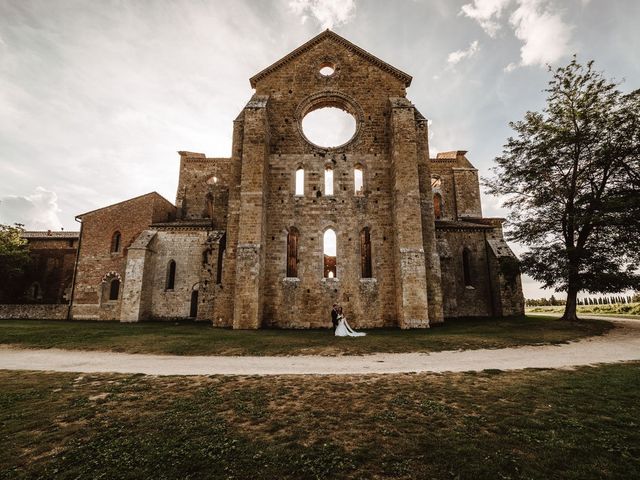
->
[485, 58, 640, 321]
[0, 223, 31, 303]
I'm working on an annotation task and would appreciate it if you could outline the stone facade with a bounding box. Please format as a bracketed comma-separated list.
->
[61, 31, 523, 327]
[19, 231, 79, 304]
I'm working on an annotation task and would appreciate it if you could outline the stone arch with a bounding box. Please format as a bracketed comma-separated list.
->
[462, 247, 472, 287]
[111, 231, 121, 253]
[295, 91, 365, 152]
[323, 227, 337, 278]
[434, 192, 444, 220]
[353, 163, 365, 196]
[286, 226, 300, 278]
[360, 226, 373, 278]
[100, 271, 122, 303]
[166, 259, 176, 290]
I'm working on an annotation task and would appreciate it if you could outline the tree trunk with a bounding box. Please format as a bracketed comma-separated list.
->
[561, 286, 579, 321]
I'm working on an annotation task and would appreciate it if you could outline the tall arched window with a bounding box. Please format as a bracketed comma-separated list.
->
[286, 228, 299, 278]
[324, 166, 334, 196]
[295, 168, 304, 196]
[360, 227, 372, 278]
[166, 260, 176, 290]
[217, 234, 226, 285]
[111, 231, 121, 253]
[109, 278, 120, 300]
[462, 248, 472, 286]
[434, 193, 443, 220]
[354, 165, 364, 195]
[323, 229, 337, 278]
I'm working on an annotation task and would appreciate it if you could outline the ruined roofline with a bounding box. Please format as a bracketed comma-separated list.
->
[249, 30, 413, 88]
[21, 231, 79, 239]
[75, 192, 174, 220]
[178, 151, 231, 163]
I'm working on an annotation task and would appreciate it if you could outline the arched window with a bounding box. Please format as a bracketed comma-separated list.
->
[323, 229, 337, 278]
[216, 234, 226, 285]
[462, 248, 472, 287]
[166, 260, 176, 290]
[360, 227, 372, 278]
[295, 168, 304, 196]
[109, 278, 120, 300]
[434, 193, 443, 220]
[111, 231, 121, 253]
[354, 166, 364, 195]
[286, 228, 299, 277]
[324, 166, 334, 196]
[30, 282, 41, 300]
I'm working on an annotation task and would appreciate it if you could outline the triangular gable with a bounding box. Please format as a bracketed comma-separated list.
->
[250, 30, 412, 88]
[75, 192, 173, 220]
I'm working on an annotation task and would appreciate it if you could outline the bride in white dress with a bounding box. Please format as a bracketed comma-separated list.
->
[334, 308, 366, 337]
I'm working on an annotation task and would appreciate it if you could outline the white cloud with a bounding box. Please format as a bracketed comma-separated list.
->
[288, 0, 356, 29]
[447, 40, 480, 65]
[460, 0, 512, 37]
[460, 0, 573, 70]
[509, 0, 573, 68]
[0, 187, 63, 230]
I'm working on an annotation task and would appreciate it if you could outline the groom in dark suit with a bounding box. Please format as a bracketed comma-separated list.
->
[331, 304, 339, 331]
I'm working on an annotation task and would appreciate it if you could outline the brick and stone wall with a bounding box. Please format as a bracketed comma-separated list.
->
[0, 304, 68, 320]
[59, 30, 524, 328]
[72, 193, 175, 320]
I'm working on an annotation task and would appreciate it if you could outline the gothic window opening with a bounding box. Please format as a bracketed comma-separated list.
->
[166, 260, 176, 290]
[295, 168, 304, 196]
[354, 166, 364, 195]
[323, 229, 337, 278]
[30, 282, 41, 301]
[286, 228, 299, 278]
[111, 231, 121, 253]
[190, 290, 199, 318]
[109, 278, 120, 300]
[360, 227, 372, 278]
[434, 193, 443, 220]
[217, 234, 226, 284]
[324, 166, 334, 196]
[463, 248, 472, 287]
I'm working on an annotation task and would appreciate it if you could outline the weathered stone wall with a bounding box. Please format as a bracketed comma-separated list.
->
[62, 31, 524, 328]
[148, 229, 211, 320]
[72, 193, 175, 320]
[175, 153, 231, 227]
[436, 227, 494, 318]
[0, 304, 68, 320]
[19, 233, 78, 304]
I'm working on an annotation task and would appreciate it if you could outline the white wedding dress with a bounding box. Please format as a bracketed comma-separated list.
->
[335, 315, 366, 337]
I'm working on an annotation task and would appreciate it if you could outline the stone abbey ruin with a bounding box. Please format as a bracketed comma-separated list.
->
[14, 31, 524, 328]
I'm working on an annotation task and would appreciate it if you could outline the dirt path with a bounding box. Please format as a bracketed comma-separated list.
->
[0, 316, 638, 376]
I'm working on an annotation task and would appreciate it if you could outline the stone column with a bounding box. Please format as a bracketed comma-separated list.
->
[232, 95, 270, 329]
[388, 97, 430, 328]
[415, 110, 445, 324]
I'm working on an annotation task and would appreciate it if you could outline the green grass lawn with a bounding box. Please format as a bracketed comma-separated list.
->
[1, 364, 639, 479]
[0, 316, 612, 356]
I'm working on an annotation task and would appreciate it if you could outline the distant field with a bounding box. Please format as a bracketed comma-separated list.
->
[527, 302, 640, 317]
[0, 316, 612, 356]
[2, 363, 639, 479]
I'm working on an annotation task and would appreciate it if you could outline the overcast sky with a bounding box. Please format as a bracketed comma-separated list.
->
[1, 0, 638, 299]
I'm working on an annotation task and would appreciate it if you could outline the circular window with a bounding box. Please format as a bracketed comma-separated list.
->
[319, 65, 335, 76]
[301, 107, 357, 149]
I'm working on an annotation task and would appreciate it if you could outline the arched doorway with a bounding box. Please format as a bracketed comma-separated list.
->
[190, 290, 199, 318]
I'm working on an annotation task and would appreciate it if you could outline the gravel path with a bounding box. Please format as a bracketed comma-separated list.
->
[0, 316, 638, 376]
